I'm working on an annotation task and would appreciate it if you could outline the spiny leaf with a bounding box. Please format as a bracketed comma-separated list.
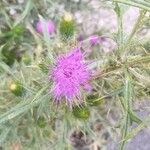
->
[122, 115, 150, 142]
[120, 70, 132, 150]
[113, 0, 150, 11]
[0, 86, 48, 125]
[0, 126, 11, 144]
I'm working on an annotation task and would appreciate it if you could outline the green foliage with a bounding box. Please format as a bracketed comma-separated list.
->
[0, 24, 26, 66]
[0, 25, 25, 42]
[1, 45, 16, 66]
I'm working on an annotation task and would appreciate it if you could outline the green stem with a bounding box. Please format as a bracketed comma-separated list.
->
[115, 2, 123, 47]
[117, 10, 147, 53]
[120, 69, 131, 150]
[133, 0, 150, 7]
[92, 55, 150, 80]
[125, 10, 146, 46]
[120, 112, 130, 150]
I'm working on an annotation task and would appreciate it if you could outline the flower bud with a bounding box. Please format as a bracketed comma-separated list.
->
[59, 13, 75, 40]
[9, 81, 24, 96]
[22, 53, 31, 65]
[37, 116, 47, 128]
[72, 105, 90, 120]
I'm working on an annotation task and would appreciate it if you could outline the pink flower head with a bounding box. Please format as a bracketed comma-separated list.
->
[36, 20, 55, 34]
[50, 48, 92, 106]
[89, 35, 100, 46]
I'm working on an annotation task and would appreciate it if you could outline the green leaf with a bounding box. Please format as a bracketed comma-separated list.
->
[14, 0, 33, 26]
[0, 86, 48, 125]
[114, 3, 124, 49]
[86, 95, 104, 106]
[0, 126, 11, 144]
[120, 71, 131, 150]
[113, 0, 150, 11]
[0, 62, 16, 78]
[37, 116, 47, 128]
[72, 106, 90, 120]
[123, 115, 150, 142]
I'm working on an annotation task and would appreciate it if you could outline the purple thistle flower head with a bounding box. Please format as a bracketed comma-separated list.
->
[36, 20, 55, 34]
[89, 35, 100, 46]
[50, 48, 92, 106]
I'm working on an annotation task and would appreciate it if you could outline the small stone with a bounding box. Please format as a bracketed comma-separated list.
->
[9, 9, 16, 16]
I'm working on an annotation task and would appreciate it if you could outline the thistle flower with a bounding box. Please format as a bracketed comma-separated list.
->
[79, 35, 116, 53]
[36, 20, 55, 34]
[50, 48, 92, 106]
[88, 35, 100, 46]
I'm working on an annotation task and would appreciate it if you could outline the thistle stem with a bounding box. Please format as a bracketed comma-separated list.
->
[125, 10, 147, 47]
[113, 0, 150, 11]
[91, 55, 150, 81]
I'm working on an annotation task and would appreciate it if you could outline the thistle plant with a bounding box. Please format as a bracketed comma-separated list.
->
[0, 0, 150, 150]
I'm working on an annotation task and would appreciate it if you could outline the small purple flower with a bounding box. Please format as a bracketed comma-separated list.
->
[89, 35, 100, 46]
[50, 48, 92, 106]
[99, 36, 117, 53]
[36, 20, 55, 34]
[77, 34, 84, 42]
